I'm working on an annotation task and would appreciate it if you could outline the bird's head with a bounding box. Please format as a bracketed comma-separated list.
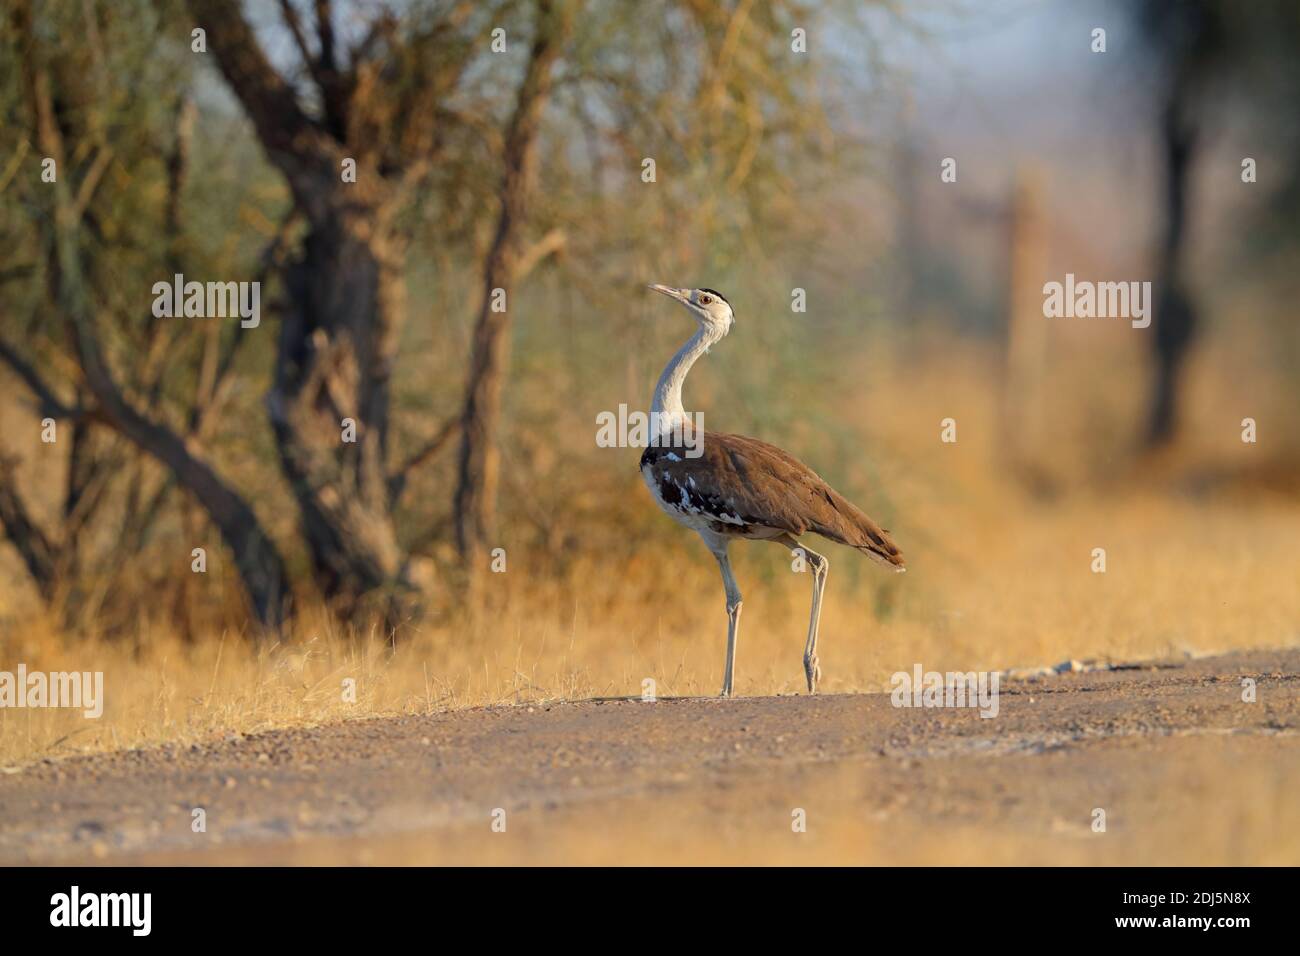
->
[648, 284, 735, 337]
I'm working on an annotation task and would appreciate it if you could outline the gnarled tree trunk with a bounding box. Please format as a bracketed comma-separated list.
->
[270, 190, 417, 625]
[191, 0, 428, 628]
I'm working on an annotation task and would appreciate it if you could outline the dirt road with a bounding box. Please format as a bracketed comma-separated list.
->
[2, 648, 1297, 865]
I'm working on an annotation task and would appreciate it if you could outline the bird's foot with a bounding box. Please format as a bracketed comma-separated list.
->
[803, 654, 821, 694]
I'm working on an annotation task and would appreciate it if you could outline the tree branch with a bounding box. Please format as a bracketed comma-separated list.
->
[0, 336, 88, 420]
[515, 227, 566, 282]
[187, 0, 338, 218]
[0, 459, 60, 601]
[314, 0, 335, 69]
[388, 416, 460, 504]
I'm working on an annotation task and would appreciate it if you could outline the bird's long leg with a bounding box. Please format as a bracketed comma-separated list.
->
[777, 534, 828, 693]
[710, 546, 743, 698]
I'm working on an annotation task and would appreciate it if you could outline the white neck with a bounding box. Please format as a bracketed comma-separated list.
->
[651, 324, 722, 433]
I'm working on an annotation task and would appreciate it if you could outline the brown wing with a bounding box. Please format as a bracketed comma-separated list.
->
[641, 431, 904, 567]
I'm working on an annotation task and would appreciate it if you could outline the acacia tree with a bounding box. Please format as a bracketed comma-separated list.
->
[185, 0, 506, 626]
[194, 0, 834, 606]
[1136, 0, 1228, 448]
[1137, 0, 1300, 445]
[1130, 0, 1300, 447]
[2, 0, 847, 634]
[2, 0, 294, 629]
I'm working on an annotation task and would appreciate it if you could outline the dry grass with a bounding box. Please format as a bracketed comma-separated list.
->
[2, 340, 1298, 767]
[4, 492, 1297, 768]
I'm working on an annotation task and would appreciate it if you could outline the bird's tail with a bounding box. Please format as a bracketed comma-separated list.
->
[857, 540, 906, 573]
[816, 485, 906, 571]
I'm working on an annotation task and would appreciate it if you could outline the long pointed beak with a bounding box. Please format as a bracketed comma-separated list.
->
[648, 284, 690, 304]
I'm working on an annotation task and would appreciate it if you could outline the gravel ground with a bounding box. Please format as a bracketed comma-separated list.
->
[1, 648, 1296, 865]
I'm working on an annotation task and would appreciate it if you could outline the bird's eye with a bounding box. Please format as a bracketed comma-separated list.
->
[699, 294, 712, 304]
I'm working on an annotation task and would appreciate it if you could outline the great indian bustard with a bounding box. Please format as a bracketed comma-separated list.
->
[640, 284, 905, 697]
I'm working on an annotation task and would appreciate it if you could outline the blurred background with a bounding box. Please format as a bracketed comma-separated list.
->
[1, 0, 1298, 762]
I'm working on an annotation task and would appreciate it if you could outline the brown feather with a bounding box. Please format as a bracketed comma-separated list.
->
[641, 431, 904, 567]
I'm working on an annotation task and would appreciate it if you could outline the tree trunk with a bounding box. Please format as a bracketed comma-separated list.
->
[271, 198, 418, 626]
[1146, 69, 1200, 448]
[454, 0, 569, 567]
[191, 0, 423, 628]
